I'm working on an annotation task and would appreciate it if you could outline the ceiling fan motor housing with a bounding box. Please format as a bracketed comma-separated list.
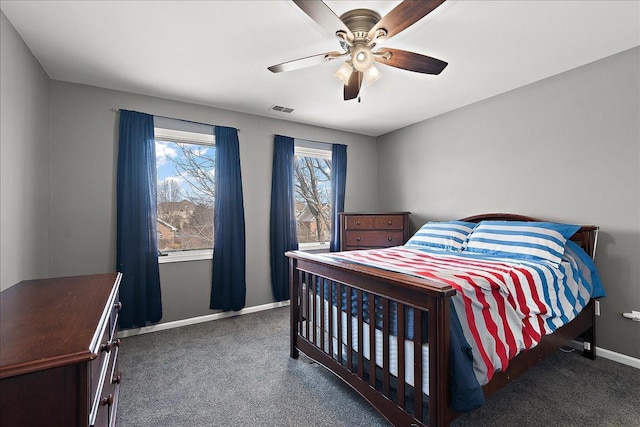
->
[339, 9, 381, 41]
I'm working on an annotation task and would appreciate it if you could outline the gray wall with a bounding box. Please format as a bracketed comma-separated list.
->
[48, 81, 378, 322]
[0, 11, 51, 290]
[377, 47, 640, 359]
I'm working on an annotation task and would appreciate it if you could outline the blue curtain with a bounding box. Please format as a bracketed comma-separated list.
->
[269, 135, 298, 301]
[116, 110, 163, 328]
[210, 126, 246, 311]
[330, 144, 347, 252]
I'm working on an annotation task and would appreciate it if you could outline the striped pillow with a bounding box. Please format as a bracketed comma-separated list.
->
[405, 221, 477, 252]
[463, 221, 580, 264]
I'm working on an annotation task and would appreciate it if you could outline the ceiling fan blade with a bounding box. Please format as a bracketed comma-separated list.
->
[368, 0, 446, 41]
[268, 51, 344, 73]
[344, 70, 363, 101]
[293, 0, 353, 40]
[374, 48, 447, 75]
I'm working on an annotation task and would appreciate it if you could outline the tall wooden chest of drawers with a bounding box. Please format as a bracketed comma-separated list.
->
[339, 212, 410, 251]
[0, 273, 123, 427]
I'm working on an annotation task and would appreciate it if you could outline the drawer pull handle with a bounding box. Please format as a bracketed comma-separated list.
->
[387, 220, 392, 225]
[356, 220, 361, 225]
[114, 302, 123, 311]
[112, 373, 122, 384]
[100, 394, 113, 407]
[356, 236, 361, 242]
[102, 338, 121, 353]
[388, 237, 393, 241]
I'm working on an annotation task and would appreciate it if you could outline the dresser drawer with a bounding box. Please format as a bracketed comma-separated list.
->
[344, 215, 375, 230]
[374, 215, 405, 230]
[344, 230, 405, 247]
[93, 382, 119, 427]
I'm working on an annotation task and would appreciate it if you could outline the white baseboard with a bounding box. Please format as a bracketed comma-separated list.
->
[119, 306, 639, 370]
[119, 300, 290, 338]
[569, 340, 640, 369]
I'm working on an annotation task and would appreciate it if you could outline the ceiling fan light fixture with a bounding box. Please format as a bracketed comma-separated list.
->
[334, 61, 354, 85]
[351, 44, 373, 72]
[363, 64, 382, 86]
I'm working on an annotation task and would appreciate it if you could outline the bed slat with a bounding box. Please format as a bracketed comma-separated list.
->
[321, 278, 327, 351]
[304, 272, 310, 340]
[369, 292, 376, 387]
[337, 283, 343, 364]
[382, 298, 390, 397]
[328, 281, 334, 357]
[357, 290, 364, 379]
[414, 309, 423, 422]
[397, 303, 406, 410]
[311, 273, 317, 347]
[347, 286, 353, 371]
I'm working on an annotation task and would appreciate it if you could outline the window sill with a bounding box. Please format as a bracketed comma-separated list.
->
[298, 242, 330, 252]
[158, 249, 213, 264]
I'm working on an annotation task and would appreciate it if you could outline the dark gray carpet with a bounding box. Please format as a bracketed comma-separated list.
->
[118, 307, 639, 426]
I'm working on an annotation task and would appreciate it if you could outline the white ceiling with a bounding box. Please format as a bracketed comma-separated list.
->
[2, 1, 639, 137]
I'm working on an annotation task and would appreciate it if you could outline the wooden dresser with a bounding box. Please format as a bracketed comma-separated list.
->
[339, 212, 410, 251]
[0, 273, 123, 427]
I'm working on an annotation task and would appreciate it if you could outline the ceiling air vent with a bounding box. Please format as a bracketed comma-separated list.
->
[269, 105, 294, 114]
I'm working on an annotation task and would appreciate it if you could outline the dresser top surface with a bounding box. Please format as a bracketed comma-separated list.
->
[0, 273, 120, 378]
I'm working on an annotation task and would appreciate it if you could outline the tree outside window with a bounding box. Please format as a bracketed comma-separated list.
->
[294, 147, 332, 244]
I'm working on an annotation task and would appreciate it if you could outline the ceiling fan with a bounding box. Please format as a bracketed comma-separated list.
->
[268, 0, 448, 101]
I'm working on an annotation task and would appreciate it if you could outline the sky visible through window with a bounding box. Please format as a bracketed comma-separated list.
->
[156, 141, 215, 197]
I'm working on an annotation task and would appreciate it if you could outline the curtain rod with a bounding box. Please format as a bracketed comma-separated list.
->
[272, 134, 334, 146]
[111, 108, 239, 132]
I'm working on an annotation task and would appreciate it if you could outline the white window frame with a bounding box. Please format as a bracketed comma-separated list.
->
[155, 126, 215, 263]
[158, 248, 213, 264]
[294, 142, 332, 252]
[154, 128, 214, 146]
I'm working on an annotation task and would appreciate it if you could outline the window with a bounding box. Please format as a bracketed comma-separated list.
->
[155, 127, 215, 261]
[294, 143, 332, 249]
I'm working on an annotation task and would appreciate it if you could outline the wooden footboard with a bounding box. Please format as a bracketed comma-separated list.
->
[288, 251, 456, 426]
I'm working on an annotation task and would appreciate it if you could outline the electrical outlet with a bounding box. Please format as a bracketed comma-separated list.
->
[595, 300, 600, 316]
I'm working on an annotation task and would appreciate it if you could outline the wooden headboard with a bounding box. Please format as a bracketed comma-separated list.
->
[460, 213, 599, 260]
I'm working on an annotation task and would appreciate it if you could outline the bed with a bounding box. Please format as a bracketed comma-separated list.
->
[286, 213, 604, 426]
